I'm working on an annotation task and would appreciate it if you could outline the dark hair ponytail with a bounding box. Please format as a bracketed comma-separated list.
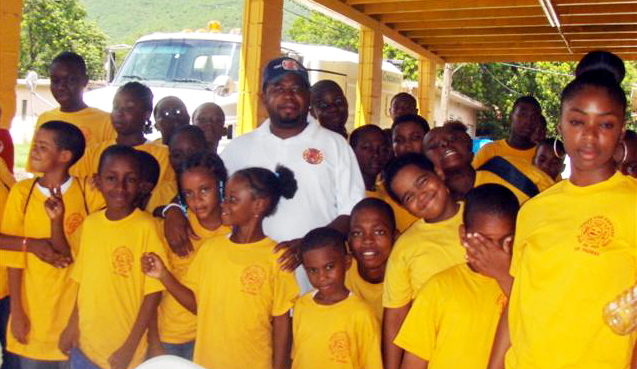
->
[561, 68, 627, 113]
[235, 164, 298, 217]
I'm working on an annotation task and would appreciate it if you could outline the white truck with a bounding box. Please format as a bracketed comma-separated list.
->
[84, 30, 403, 139]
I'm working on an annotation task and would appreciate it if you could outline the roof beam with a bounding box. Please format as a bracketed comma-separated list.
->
[445, 52, 637, 63]
[403, 23, 637, 37]
[297, 0, 445, 64]
[415, 34, 563, 43]
[378, 7, 543, 23]
[427, 39, 637, 51]
[392, 16, 548, 30]
[359, 0, 537, 14]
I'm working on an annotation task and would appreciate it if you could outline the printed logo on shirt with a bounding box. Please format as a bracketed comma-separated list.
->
[65, 212, 85, 236]
[576, 216, 614, 256]
[328, 331, 350, 364]
[302, 148, 324, 165]
[240, 265, 266, 295]
[112, 246, 134, 277]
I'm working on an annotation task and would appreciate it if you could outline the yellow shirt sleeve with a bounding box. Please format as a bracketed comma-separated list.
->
[382, 239, 414, 308]
[394, 277, 440, 361]
[0, 180, 30, 268]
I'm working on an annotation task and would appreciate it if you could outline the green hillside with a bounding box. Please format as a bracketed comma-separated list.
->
[81, 0, 309, 45]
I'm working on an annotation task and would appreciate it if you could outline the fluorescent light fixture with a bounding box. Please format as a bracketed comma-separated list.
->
[539, 0, 561, 28]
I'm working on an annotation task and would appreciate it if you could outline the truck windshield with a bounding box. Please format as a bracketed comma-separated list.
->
[114, 39, 240, 89]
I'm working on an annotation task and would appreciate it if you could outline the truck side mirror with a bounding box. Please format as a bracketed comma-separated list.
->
[212, 75, 235, 97]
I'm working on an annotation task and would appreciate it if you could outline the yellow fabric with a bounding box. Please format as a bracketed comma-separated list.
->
[506, 172, 637, 369]
[366, 182, 418, 233]
[70, 140, 175, 185]
[395, 264, 506, 369]
[292, 292, 382, 369]
[344, 259, 383, 322]
[71, 209, 167, 369]
[0, 157, 15, 191]
[0, 178, 101, 360]
[158, 211, 231, 344]
[474, 156, 554, 204]
[473, 139, 537, 168]
[146, 181, 178, 215]
[0, 162, 13, 299]
[185, 236, 299, 369]
[383, 202, 465, 308]
[27, 107, 116, 172]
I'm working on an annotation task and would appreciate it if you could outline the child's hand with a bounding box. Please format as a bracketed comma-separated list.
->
[44, 187, 65, 221]
[141, 252, 167, 280]
[463, 232, 513, 281]
[274, 238, 302, 271]
[109, 341, 136, 369]
[11, 307, 30, 344]
[164, 207, 198, 258]
[29, 239, 72, 268]
[59, 320, 79, 355]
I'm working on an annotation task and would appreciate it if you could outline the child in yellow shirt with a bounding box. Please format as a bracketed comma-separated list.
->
[142, 165, 300, 369]
[146, 125, 209, 215]
[346, 197, 397, 322]
[473, 96, 542, 168]
[490, 67, 637, 369]
[3, 121, 104, 368]
[149, 151, 231, 360]
[532, 138, 566, 181]
[70, 82, 174, 185]
[192, 102, 227, 153]
[381, 153, 465, 369]
[293, 227, 382, 369]
[396, 184, 518, 369]
[27, 52, 115, 173]
[391, 114, 430, 158]
[60, 145, 168, 369]
[350, 125, 417, 232]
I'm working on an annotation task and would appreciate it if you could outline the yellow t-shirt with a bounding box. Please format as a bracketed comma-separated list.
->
[0, 178, 102, 360]
[158, 211, 231, 344]
[70, 140, 175, 185]
[366, 182, 418, 233]
[28, 107, 116, 172]
[473, 139, 537, 168]
[474, 156, 555, 205]
[383, 202, 465, 308]
[345, 259, 383, 322]
[184, 236, 299, 369]
[292, 292, 382, 369]
[146, 181, 178, 215]
[395, 264, 506, 369]
[506, 172, 637, 369]
[71, 209, 167, 369]
[0, 160, 14, 299]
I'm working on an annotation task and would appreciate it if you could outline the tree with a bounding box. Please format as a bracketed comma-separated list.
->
[288, 11, 418, 80]
[19, 0, 108, 80]
[287, 9, 637, 137]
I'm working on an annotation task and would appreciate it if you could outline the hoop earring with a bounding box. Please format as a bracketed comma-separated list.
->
[621, 141, 628, 165]
[553, 138, 563, 158]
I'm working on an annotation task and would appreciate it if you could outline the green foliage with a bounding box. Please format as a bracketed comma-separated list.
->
[454, 61, 637, 138]
[20, 0, 107, 80]
[287, 10, 418, 80]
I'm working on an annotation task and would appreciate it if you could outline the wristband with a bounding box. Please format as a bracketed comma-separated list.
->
[161, 203, 186, 218]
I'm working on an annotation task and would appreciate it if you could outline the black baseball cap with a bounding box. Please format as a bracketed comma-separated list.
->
[262, 57, 310, 92]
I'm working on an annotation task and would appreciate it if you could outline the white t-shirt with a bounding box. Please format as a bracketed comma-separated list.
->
[221, 118, 365, 243]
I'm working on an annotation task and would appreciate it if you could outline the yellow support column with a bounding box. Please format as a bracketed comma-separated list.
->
[355, 26, 383, 128]
[0, 0, 23, 129]
[237, 0, 283, 135]
[418, 57, 437, 125]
